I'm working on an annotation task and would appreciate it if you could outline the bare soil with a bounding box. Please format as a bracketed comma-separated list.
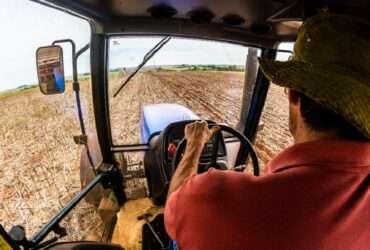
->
[0, 71, 292, 241]
[0, 81, 103, 241]
[110, 71, 293, 169]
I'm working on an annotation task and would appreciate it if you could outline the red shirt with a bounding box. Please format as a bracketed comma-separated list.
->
[165, 140, 370, 250]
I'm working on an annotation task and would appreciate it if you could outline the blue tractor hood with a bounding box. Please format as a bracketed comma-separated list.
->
[140, 104, 199, 143]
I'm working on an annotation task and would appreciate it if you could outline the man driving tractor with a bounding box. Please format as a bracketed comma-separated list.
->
[164, 12, 370, 250]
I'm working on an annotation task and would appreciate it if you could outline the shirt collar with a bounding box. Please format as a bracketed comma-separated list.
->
[266, 139, 370, 173]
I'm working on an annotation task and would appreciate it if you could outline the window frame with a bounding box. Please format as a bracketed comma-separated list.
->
[105, 34, 263, 149]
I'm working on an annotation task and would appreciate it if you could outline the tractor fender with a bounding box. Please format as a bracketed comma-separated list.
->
[80, 133, 104, 207]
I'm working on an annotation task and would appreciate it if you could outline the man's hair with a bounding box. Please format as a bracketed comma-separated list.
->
[298, 93, 368, 141]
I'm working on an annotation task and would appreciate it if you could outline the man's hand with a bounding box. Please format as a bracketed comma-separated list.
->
[185, 121, 220, 147]
[167, 121, 220, 197]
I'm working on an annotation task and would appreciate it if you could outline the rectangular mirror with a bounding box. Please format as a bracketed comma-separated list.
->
[36, 45, 65, 94]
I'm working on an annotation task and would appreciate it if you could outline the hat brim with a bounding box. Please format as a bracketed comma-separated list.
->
[258, 58, 370, 138]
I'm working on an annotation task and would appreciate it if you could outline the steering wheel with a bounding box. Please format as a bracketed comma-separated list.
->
[172, 122, 260, 176]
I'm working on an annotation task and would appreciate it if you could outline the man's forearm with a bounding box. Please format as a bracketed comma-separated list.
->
[167, 141, 204, 196]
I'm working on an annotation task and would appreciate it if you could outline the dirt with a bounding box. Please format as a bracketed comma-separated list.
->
[110, 71, 293, 171]
[110, 71, 244, 144]
[255, 84, 294, 165]
[0, 81, 103, 241]
[0, 70, 292, 242]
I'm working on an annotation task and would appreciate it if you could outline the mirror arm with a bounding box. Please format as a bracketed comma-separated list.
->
[51, 39, 88, 134]
[52, 40, 95, 172]
[73, 43, 90, 136]
[52, 39, 78, 83]
[76, 43, 90, 58]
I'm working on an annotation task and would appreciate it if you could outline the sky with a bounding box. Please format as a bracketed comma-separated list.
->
[108, 38, 293, 69]
[0, 0, 90, 91]
[0, 0, 293, 92]
[109, 37, 253, 69]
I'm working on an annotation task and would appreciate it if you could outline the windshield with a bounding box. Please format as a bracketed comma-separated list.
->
[108, 36, 260, 145]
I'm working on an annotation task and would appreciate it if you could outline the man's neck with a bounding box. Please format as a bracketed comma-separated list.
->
[293, 124, 339, 144]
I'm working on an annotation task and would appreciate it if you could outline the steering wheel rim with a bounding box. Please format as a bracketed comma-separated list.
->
[171, 123, 260, 176]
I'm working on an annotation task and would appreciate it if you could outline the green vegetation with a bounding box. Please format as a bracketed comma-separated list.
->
[64, 72, 92, 81]
[78, 72, 91, 80]
[110, 68, 123, 73]
[0, 73, 93, 100]
[109, 64, 244, 74]
[159, 64, 244, 72]
[109, 70, 126, 77]
[1, 64, 243, 100]
[0, 85, 38, 99]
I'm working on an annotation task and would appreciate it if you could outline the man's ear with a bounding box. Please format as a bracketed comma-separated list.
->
[288, 89, 300, 105]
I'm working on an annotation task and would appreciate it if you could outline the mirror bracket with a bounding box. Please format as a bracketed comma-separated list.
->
[73, 134, 88, 145]
[73, 81, 80, 91]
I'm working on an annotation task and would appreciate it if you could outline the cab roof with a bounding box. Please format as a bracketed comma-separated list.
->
[33, 0, 370, 47]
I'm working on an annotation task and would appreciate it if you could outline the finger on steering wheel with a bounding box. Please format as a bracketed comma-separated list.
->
[185, 121, 220, 145]
[184, 121, 206, 141]
[207, 125, 221, 141]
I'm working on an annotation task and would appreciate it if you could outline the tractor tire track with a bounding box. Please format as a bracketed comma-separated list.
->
[109, 71, 293, 170]
[150, 71, 243, 124]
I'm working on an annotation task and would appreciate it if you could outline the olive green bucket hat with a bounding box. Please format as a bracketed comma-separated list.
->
[259, 12, 370, 138]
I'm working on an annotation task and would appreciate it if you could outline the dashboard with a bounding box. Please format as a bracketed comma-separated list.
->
[164, 123, 226, 164]
[144, 120, 259, 205]
[144, 120, 228, 205]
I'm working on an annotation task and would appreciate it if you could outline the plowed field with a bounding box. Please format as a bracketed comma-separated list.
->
[110, 71, 293, 167]
[0, 80, 103, 241]
[0, 70, 292, 241]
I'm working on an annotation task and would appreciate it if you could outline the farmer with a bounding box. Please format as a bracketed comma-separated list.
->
[164, 13, 370, 250]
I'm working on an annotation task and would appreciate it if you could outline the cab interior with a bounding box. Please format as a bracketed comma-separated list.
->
[5, 0, 370, 249]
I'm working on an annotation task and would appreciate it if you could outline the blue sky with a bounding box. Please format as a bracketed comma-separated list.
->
[0, 0, 293, 92]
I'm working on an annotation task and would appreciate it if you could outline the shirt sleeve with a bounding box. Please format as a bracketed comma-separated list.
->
[164, 188, 180, 239]
[164, 169, 222, 240]
[164, 173, 197, 240]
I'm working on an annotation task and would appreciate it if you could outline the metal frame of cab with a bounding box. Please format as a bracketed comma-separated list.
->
[10, 0, 367, 248]
[30, 0, 287, 205]
[91, 19, 280, 164]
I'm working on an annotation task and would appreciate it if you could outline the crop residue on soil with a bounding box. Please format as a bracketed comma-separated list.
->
[110, 71, 293, 168]
[0, 71, 292, 241]
[0, 80, 103, 241]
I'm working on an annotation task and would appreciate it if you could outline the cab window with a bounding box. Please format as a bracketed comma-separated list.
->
[108, 36, 260, 146]
[254, 43, 294, 172]
[0, 0, 101, 240]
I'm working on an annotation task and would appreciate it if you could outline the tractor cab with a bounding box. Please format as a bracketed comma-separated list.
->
[1, 0, 369, 250]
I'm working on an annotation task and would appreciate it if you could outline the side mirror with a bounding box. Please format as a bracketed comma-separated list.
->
[36, 45, 65, 95]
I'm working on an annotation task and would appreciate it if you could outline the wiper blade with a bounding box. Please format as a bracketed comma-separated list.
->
[113, 36, 171, 97]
